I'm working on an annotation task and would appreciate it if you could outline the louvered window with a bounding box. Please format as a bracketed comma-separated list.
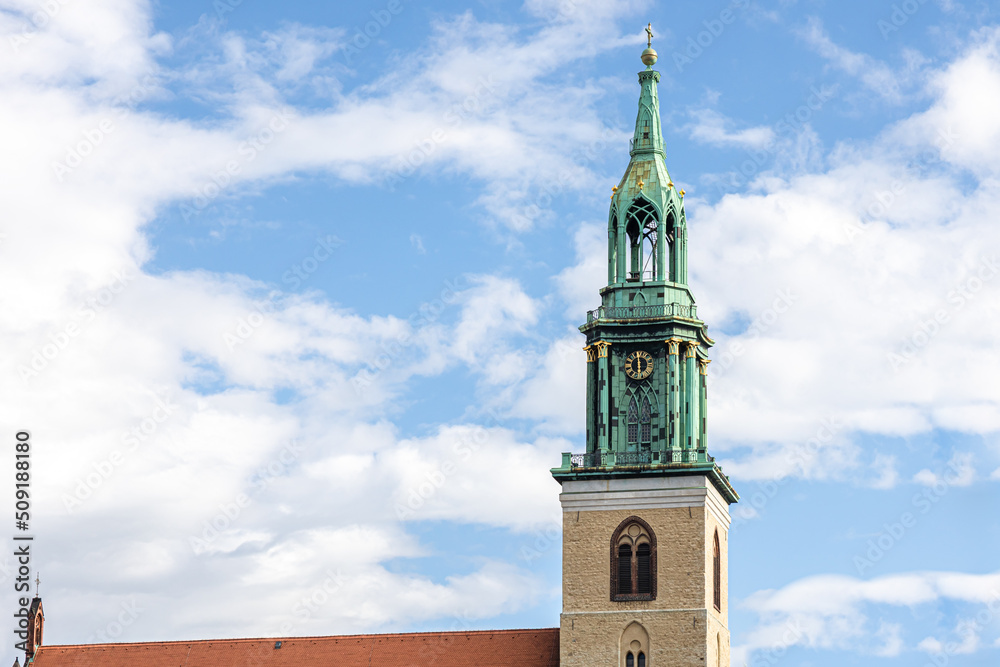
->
[636, 543, 651, 594]
[617, 544, 633, 594]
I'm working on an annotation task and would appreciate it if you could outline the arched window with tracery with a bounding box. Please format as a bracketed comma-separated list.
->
[624, 199, 658, 282]
[626, 393, 653, 449]
[621, 621, 650, 667]
[713, 530, 721, 611]
[611, 516, 656, 601]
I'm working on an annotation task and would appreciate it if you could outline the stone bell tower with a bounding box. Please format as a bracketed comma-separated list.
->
[551, 26, 739, 667]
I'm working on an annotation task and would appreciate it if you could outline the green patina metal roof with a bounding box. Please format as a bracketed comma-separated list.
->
[610, 68, 685, 249]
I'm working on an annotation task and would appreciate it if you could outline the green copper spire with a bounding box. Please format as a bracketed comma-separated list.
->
[632, 24, 665, 159]
[552, 29, 737, 505]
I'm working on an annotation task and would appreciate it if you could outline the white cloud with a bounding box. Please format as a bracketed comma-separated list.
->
[869, 454, 899, 490]
[735, 570, 1000, 664]
[676, 29, 1000, 480]
[913, 452, 975, 488]
[918, 636, 944, 653]
[873, 621, 904, 657]
[685, 108, 775, 149]
[554, 223, 606, 319]
[919, 619, 983, 657]
[797, 17, 911, 102]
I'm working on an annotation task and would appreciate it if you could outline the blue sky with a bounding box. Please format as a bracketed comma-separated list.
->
[2, 0, 1000, 665]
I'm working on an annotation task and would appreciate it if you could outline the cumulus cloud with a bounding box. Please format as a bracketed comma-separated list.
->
[676, 28, 1000, 481]
[685, 108, 775, 149]
[734, 570, 1000, 665]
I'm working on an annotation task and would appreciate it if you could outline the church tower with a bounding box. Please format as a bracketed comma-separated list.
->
[552, 27, 739, 667]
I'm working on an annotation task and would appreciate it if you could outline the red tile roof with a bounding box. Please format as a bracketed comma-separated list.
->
[30, 627, 560, 667]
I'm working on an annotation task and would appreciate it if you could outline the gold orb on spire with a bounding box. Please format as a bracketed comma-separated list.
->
[642, 22, 658, 67]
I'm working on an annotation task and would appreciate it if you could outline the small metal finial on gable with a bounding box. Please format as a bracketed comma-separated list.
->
[34, 574, 40, 597]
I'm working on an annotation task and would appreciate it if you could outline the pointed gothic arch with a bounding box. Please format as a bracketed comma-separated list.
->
[624, 385, 656, 449]
[609, 205, 620, 283]
[663, 207, 677, 282]
[611, 516, 657, 601]
[624, 197, 659, 282]
[620, 621, 650, 667]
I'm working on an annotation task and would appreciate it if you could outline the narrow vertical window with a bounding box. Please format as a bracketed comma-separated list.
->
[639, 396, 651, 444]
[638, 652, 646, 667]
[627, 397, 639, 444]
[626, 652, 634, 667]
[713, 530, 721, 611]
[636, 543, 651, 594]
[618, 544, 633, 594]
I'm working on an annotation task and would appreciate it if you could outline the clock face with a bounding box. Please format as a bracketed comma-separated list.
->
[624, 350, 654, 380]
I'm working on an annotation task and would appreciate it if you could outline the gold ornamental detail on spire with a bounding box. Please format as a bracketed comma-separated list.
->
[684, 341, 700, 358]
[584, 345, 597, 362]
[595, 341, 612, 358]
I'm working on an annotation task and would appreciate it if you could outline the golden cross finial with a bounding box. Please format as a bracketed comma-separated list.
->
[638, 179, 644, 190]
[646, 23, 653, 48]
